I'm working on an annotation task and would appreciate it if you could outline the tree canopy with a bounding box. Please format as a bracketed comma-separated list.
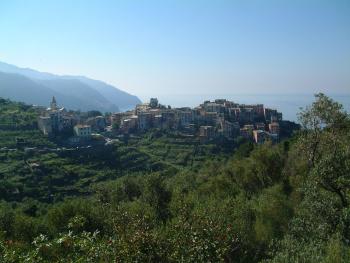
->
[1, 93, 349, 262]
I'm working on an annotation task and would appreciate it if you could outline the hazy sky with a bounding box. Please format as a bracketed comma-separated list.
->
[0, 0, 349, 96]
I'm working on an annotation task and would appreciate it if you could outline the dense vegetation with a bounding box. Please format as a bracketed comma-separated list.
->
[0, 94, 349, 262]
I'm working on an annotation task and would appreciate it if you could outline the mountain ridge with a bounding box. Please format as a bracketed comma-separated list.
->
[0, 61, 141, 112]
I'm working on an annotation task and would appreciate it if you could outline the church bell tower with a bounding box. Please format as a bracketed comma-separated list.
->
[50, 96, 57, 110]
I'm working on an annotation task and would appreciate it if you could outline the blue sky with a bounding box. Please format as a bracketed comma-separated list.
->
[0, 0, 349, 96]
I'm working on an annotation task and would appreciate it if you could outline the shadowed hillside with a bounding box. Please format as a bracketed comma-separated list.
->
[0, 61, 141, 112]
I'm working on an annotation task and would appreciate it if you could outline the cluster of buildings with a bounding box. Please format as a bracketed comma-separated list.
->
[38, 97, 106, 144]
[38, 97, 284, 144]
[110, 98, 283, 144]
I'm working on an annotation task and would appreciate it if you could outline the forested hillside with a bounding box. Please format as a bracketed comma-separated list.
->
[0, 94, 349, 262]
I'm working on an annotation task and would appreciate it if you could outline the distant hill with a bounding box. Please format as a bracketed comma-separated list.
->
[0, 61, 141, 112]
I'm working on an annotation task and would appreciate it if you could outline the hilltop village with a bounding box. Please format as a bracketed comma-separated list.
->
[38, 96, 292, 145]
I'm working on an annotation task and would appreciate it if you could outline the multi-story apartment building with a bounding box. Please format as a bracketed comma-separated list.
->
[199, 125, 216, 141]
[38, 116, 52, 135]
[115, 97, 284, 144]
[269, 122, 280, 135]
[73, 124, 92, 137]
[138, 112, 152, 130]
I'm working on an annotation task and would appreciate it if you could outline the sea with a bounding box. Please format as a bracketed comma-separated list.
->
[139, 93, 350, 123]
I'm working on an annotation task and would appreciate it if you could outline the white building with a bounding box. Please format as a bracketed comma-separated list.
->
[37, 116, 52, 135]
[253, 130, 267, 144]
[74, 125, 92, 137]
[38, 97, 66, 135]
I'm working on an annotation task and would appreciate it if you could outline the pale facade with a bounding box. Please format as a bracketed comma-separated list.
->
[74, 125, 92, 137]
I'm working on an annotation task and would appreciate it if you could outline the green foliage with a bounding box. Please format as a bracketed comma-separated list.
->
[253, 185, 293, 244]
[228, 143, 285, 196]
[1, 94, 350, 262]
[142, 173, 171, 222]
[165, 203, 240, 262]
